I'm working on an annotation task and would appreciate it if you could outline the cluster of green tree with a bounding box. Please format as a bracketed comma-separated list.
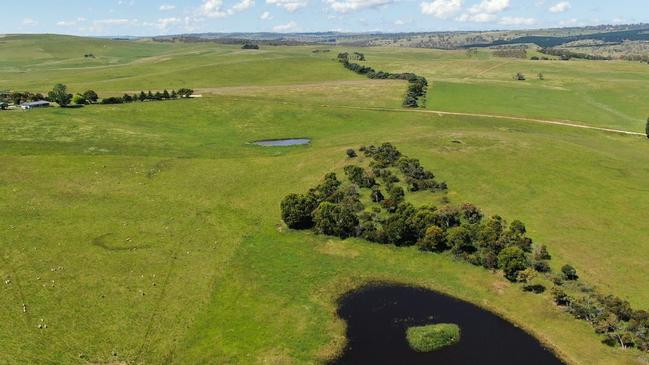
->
[100, 88, 194, 105]
[83, 53, 96, 58]
[312, 49, 331, 53]
[241, 43, 260, 50]
[552, 286, 649, 350]
[281, 142, 649, 352]
[0, 91, 47, 105]
[539, 48, 612, 61]
[492, 49, 528, 59]
[281, 143, 555, 285]
[336, 53, 428, 108]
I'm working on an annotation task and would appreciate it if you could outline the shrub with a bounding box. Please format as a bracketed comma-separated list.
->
[101, 97, 124, 104]
[461, 203, 483, 224]
[370, 186, 384, 203]
[406, 323, 460, 352]
[448, 225, 476, 256]
[343, 165, 375, 188]
[561, 264, 579, 281]
[82, 90, 99, 103]
[551, 287, 571, 306]
[346, 148, 357, 158]
[498, 246, 529, 282]
[313, 202, 358, 238]
[72, 94, 87, 105]
[417, 225, 447, 252]
[280, 193, 317, 229]
[177, 88, 194, 98]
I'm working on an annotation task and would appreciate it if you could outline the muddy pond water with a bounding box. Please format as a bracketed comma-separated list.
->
[252, 138, 311, 146]
[330, 284, 564, 365]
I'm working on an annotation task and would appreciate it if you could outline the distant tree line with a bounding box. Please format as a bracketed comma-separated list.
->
[539, 48, 612, 61]
[0, 91, 47, 106]
[1, 85, 194, 107]
[241, 43, 260, 50]
[99, 88, 194, 104]
[337, 53, 428, 108]
[281, 142, 649, 352]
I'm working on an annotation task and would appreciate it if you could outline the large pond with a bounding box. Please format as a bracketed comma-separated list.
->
[252, 138, 311, 146]
[330, 284, 564, 365]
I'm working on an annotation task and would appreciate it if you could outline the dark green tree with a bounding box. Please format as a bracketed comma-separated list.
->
[139, 91, 147, 102]
[48, 84, 72, 107]
[448, 225, 476, 256]
[370, 186, 384, 203]
[82, 90, 99, 103]
[313, 202, 358, 238]
[561, 264, 579, 280]
[498, 246, 528, 281]
[646, 117, 649, 139]
[417, 225, 447, 252]
[163, 89, 170, 99]
[533, 244, 551, 260]
[461, 203, 483, 224]
[281, 193, 317, 229]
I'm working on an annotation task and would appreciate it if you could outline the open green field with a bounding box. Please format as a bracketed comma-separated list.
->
[1, 35, 649, 365]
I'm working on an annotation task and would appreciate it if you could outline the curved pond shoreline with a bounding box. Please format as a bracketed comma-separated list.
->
[329, 283, 565, 365]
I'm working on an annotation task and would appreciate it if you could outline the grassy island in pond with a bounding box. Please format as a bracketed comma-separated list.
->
[406, 323, 461, 352]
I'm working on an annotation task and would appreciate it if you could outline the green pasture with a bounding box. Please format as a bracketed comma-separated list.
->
[1, 35, 649, 365]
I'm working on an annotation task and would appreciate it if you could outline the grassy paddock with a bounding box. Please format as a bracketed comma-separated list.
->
[1, 35, 648, 365]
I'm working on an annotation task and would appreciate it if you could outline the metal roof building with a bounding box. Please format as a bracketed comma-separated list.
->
[21, 100, 50, 110]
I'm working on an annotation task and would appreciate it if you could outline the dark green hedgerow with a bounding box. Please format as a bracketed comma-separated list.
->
[336, 53, 428, 108]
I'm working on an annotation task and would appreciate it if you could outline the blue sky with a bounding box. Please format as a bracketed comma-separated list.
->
[1, 0, 646, 36]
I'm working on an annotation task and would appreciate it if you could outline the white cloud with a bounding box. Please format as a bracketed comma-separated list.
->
[160, 4, 176, 11]
[420, 0, 462, 18]
[273, 21, 298, 31]
[198, 0, 254, 17]
[499, 16, 537, 25]
[260, 11, 274, 20]
[325, 0, 393, 13]
[549, 1, 570, 13]
[468, 0, 509, 14]
[456, 12, 494, 22]
[456, 0, 508, 22]
[156, 17, 182, 27]
[199, 0, 228, 17]
[22, 18, 38, 26]
[229, 0, 255, 14]
[266, 0, 308, 12]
